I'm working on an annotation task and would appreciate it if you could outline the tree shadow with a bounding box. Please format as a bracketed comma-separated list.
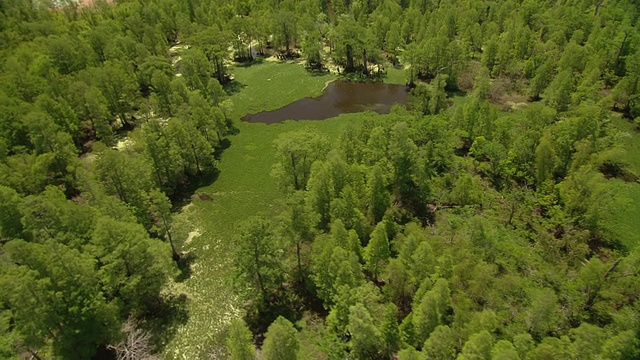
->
[143, 293, 189, 353]
[234, 57, 266, 68]
[305, 68, 332, 77]
[224, 80, 247, 96]
[214, 137, 232, 159]
[175, 251, 197, 283]
[170, 168, 220, 210]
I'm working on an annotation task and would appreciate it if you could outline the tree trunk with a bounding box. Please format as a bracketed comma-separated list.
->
[363, 49, 368, 74]
[346, 44, 354, 71]
[615, 32, 628, 70]
[290, 153, 299, 190]
[296, 241, 303, 284]
[29, 349, 42, 360]
[191, 145, 202, 174]
[162, 215, 180, 262]
[594, 0, 604, 16]
[253, 240, 267, 300]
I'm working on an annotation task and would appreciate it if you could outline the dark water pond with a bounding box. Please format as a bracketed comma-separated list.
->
[241, 81, 410, 124]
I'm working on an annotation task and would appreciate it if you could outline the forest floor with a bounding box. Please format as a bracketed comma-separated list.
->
[161, 61, 380, 358]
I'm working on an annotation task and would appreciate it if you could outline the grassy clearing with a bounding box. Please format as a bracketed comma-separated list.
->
[603, 116, 640, 250]
[385, 66, 407, 85]
[229, 61, 334, 119]
[162, 62, 370, 358]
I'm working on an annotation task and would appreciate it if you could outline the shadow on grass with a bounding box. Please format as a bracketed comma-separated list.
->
[305, 68, 332, 77]
[170, 168, 220, 210]
[175, 251, 197, 283]
[144, 293, 189, 353]
[234, 57, 266, 68]
[224, 80, 247, 95]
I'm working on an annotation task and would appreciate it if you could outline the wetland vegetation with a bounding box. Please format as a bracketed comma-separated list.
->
[1, 0, 640, 359]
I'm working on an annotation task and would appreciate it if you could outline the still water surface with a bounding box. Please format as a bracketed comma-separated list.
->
[241, 81, 410, 124]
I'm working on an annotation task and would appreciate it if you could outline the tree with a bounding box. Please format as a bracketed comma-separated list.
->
[3, 240, 120, 359]
[422, 325, 457, 360]
[262, 316, 299, 360]
[272, 4, 299, 53]
[302, 30, 323, 68]
[189, 28, 230, 84]
[364, 221, 391, 281]
[226, 320, 255, 360]
[569, 323, 605, 360]
[233, 217, 283, 303]
[272, 130, 329, 191]
[526, 288, 559, 339]
[95, 60, 139, 127]
[90, 215, 172, 315]
[491, 340, 520, 360]
[529, 59, 555, 101]
[398, 346, 422, 360]
[206, 78, 226, 107]
[278, 191, 316, 284]
[412, 279, 451, 346]
[180, 48, 212, 92]
[0, 186, 23, 240]
[136, 119, 183, 193]
[93, 147, 154, 219]
[147, 189, 180, 262]
[166, 117, 214, 176]
[151, 70, 174, 117]
[108, 318, 157, 360]
[306, 161, 333, 229]
[380, 304, 400, 357]
[458, 330, 493, 360]
[348, 303, 381, 359]
[535, 133, 557, 186]
[543, 70, 573, 112]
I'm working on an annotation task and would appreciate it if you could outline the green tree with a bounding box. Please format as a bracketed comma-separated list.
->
[0, 186, 23, 239]
[272, 130, 329, 191]
[364, 221, 391, 281]
[95, 60, 139, 126]
[543, 70, 573, 112]
[3, 240, 120, 359]
[226, 320, 255, 360]
[348, 302, 381, 359]
[422, 325, 457, 360]
[233, 217, 283, 302]
[398, 346, 422, 360]
[262, 316, 299, 360]
[529, 59, 555, 100]
[93, 147, 154, 218]
[380, 303, 400, 357]
[491, 340, 520, 360]
[147, 189, 180, 262]
[412, 278, 451, 346]
[458, 330, 493, 360]
[278, 191, 316, 284]
[89, 215, 172, 315]
[151, 69, 174, 117]
[166, 117, 214, 175]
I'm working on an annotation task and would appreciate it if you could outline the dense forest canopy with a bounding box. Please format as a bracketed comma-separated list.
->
[0, 0, 640, 358]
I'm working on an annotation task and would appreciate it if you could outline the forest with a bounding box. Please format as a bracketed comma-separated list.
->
[0, 0, 639, 359]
